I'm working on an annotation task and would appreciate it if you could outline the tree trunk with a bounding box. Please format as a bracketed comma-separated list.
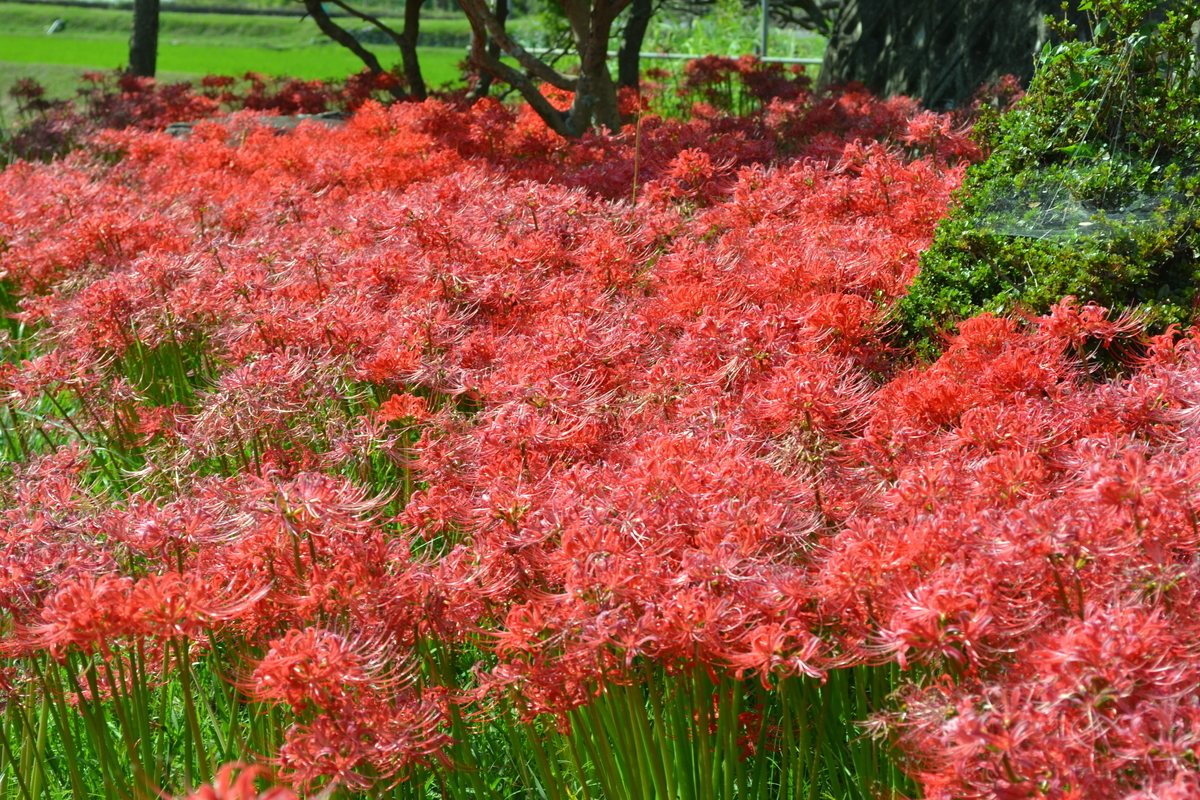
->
[468, 0, 508, 99]
[128, 0, 160, 78]
[555, 0, 624, 134]
[617, 0, 653, 90]
[461, 0, 632, 137]
[305, 0, 411, 100]
[819, 0, 1089, 108]
[400, 0, 428, 100]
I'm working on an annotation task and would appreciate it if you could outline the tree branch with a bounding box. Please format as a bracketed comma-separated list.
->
[459, 0, 578, 91]
[301, 0, 388, 76]
[466, 24, 572, 136]
[326, 0, 406, 47]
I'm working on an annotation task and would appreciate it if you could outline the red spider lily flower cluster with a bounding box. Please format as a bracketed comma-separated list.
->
[1, 66, 1195, 798]
[2, 69, 404, 164]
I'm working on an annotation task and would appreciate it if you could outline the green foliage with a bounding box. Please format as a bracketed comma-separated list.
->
[506, 0, 573, 51]
[899, 0, 1200, 352]
[640, 0, 824, 59]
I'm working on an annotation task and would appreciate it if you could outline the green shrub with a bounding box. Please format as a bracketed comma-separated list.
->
[899, 0, 1200, 353]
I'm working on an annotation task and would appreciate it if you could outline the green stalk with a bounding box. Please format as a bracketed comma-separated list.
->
[0, 701, 13, 795]
[176, 638, 212, 786]
[617, 684, 656, 800]
[851, 666, 877, 795]
[711, 677, 731, 800]
[749, 682, 772, 800]
[43, 392, 124, 489]
[102, 652, 153, 798]
[15, 697, 32, 798]
[623, 681, 669, 800]
[154, 662, 172, 786]
[496, 708, 537, 797]
[521, 721, 564, 800]
[0, 404, 27, 460]
[186, 652, 231, 763]
[196, 675, 231, 764]
[690, 668, 714, 800]
[34, 658, 87, 799]
[68, 653, 127, 800]
[776, 680, 796, 800]
[819, 671, 847, 800]
[594, 687, 646, 800]
[130, 642, 158, 789]
[805, 679, 830, 800]
[722, 677, 741, 800]
[205, 647, 249, 762]
[564, 727, 595, 800]
[419, 640, 495, 800]
[28, 693, 52, 800]
[642, 665, 677, 800]
[0, 702, 35, 800]
[446, 701, 495, 800]
[576, 703, 624, 800]
[666, 675, 697, 800]
[570, 705, 615, 800]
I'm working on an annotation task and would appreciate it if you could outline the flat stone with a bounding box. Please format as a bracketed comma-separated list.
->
[164, 111, 349, 138]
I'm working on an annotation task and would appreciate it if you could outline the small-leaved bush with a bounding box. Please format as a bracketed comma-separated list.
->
[899, 0, 1200, 351]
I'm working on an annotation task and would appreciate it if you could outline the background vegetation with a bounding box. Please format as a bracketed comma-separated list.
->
[0, 1, 472, 121]
[0, 0, 826, 124]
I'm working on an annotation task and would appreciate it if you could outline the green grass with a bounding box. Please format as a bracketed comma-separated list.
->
[3, 2, 316, 42]
[0, 2, 472, 45]
[0, 47, 465, 126]
[0, 33, 466, 80]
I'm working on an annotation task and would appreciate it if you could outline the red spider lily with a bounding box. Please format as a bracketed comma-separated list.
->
[178, 763, 296, 800]
[20, 572, 266, 659]
[25, 69, 1200, 799]
[249, 628, 374, 712]
[377, 393, 429, 424]
[276, 692, 452, 792]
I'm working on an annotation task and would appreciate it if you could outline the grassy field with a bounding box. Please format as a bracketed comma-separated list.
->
[0, 1, 469, 120]
[0, 34, 467, 81]
[0, 2, 473, 44]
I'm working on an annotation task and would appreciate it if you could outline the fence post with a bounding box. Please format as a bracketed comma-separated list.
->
[760, 0, 769, 57]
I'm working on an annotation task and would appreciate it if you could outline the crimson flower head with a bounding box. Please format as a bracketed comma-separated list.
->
[250, 628, 370, 712]
[179, 764, 296, 800]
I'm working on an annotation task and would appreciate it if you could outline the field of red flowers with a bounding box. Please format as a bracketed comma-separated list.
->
[0, 62, 1197, 800]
